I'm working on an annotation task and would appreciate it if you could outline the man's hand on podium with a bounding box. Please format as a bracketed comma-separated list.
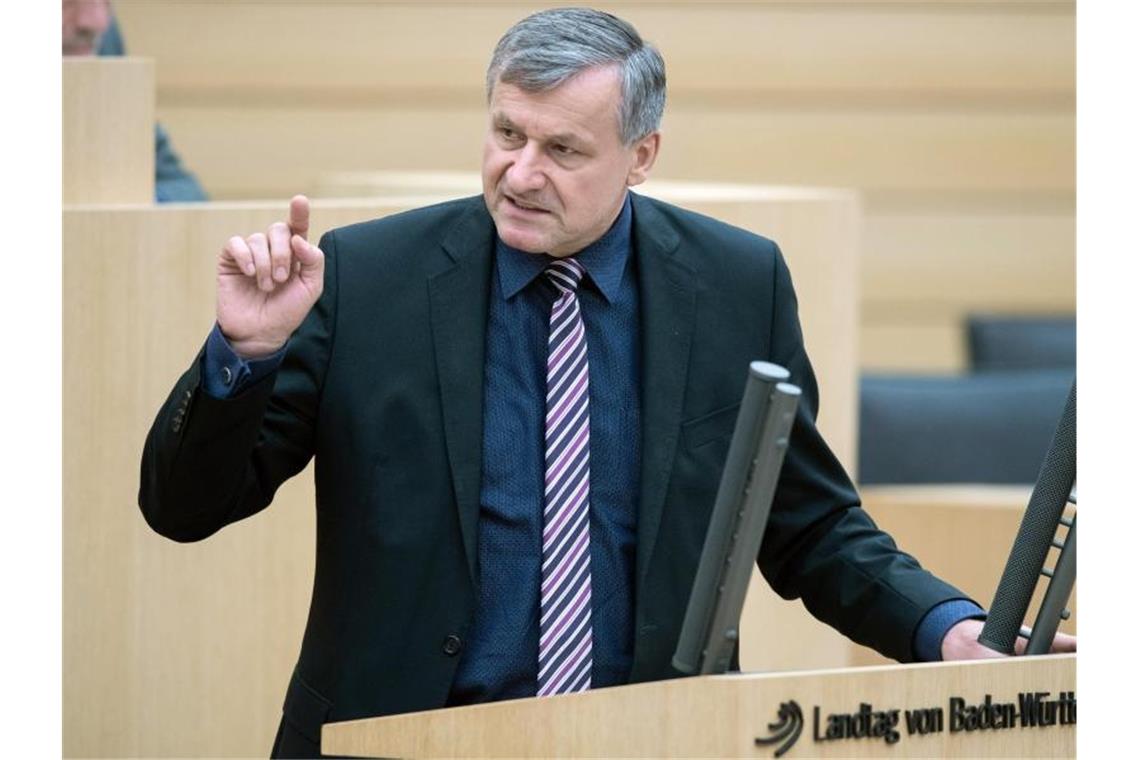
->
[941, 618, 1077, 660]
[216, 195, 325, 359]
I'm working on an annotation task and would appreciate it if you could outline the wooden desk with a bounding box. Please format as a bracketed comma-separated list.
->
[324, 655, 1077, 758]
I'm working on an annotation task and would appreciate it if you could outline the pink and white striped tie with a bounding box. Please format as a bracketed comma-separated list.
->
[537, 258, 593, 696]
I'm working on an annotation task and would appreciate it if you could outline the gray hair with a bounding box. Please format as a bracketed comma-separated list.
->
[485, 7, 666, 145]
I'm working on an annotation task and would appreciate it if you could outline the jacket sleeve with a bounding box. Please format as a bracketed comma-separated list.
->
[756, 244, 975, 662]
[138, 231, 339, 542]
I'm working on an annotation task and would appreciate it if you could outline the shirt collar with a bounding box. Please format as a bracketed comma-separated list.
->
[496, 192, 632, 304]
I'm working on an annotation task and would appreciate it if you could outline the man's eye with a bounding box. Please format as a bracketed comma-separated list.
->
[552, 144, 576, 156]
[499, 128, 519, 140]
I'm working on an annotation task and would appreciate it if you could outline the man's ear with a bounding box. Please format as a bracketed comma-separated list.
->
[626, 131, 661, 187]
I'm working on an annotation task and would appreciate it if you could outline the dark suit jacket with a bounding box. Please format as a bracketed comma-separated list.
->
[139, 192, 965, 757]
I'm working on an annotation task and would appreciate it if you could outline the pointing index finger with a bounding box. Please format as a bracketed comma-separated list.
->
[288, 194, 310, 241]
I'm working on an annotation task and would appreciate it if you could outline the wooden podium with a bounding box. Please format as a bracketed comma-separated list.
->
[322, 654, 1075, 757]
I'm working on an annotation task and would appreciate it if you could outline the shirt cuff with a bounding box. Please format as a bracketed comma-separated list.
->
[201, 323, 287, 399]
[912, 599, 987, 662]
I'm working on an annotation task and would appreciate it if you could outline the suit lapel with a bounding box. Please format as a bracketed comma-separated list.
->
[426, 193, 698, 591]
[428, 199, 496, 585]
[631, 193, 698, 586]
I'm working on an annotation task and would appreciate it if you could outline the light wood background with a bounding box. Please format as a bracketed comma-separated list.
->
[112, 0, 1076, 372]
[63, 57, 153, 204]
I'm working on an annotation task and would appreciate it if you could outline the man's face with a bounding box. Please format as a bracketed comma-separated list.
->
[62, 0, 112, 56]
[482, 65, 659, 257]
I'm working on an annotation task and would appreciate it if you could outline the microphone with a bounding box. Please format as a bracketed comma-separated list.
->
[672, 361, 801, 675]
[978, 381, 1076, 655]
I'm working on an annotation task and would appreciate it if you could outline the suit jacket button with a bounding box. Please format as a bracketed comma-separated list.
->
[442, 634, 462, 656]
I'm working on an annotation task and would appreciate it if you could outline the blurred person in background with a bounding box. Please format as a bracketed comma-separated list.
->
[62, 0, 208, 202]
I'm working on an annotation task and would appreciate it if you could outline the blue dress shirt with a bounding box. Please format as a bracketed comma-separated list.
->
[447, 193, 641, 703]
[199, 193, 984, 667]
[913, 599, 986, 661]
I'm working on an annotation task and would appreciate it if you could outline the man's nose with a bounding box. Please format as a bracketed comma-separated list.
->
[505, 144, 547, 194]
[77, 0, 111, 34]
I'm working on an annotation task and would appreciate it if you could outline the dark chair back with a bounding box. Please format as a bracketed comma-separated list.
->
[858, 370, 1074, 484]
[967, 315, 1075, 372]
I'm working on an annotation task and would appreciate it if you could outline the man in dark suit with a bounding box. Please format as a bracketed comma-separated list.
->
[139, 8, 1070, 758]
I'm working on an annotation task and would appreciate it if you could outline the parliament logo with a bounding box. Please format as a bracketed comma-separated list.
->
[754, 700, 804, 757]
[754, 691, 1074, 756]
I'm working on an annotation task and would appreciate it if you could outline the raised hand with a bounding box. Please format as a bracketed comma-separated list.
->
[216, 195, 324, 358]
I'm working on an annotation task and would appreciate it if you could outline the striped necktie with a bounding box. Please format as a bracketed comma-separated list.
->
[537, 257, 593, 696]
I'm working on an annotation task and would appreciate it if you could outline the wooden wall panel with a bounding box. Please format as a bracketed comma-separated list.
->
[861, 208, 1075, 371]
[114, 2, 1074, 100]
[654, 108, 1072, 193]
[145, 104, 486, 201]
[861, 322, 966, 374]
[863, 209, 1075, 310]
[63, 58, 154, 204]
